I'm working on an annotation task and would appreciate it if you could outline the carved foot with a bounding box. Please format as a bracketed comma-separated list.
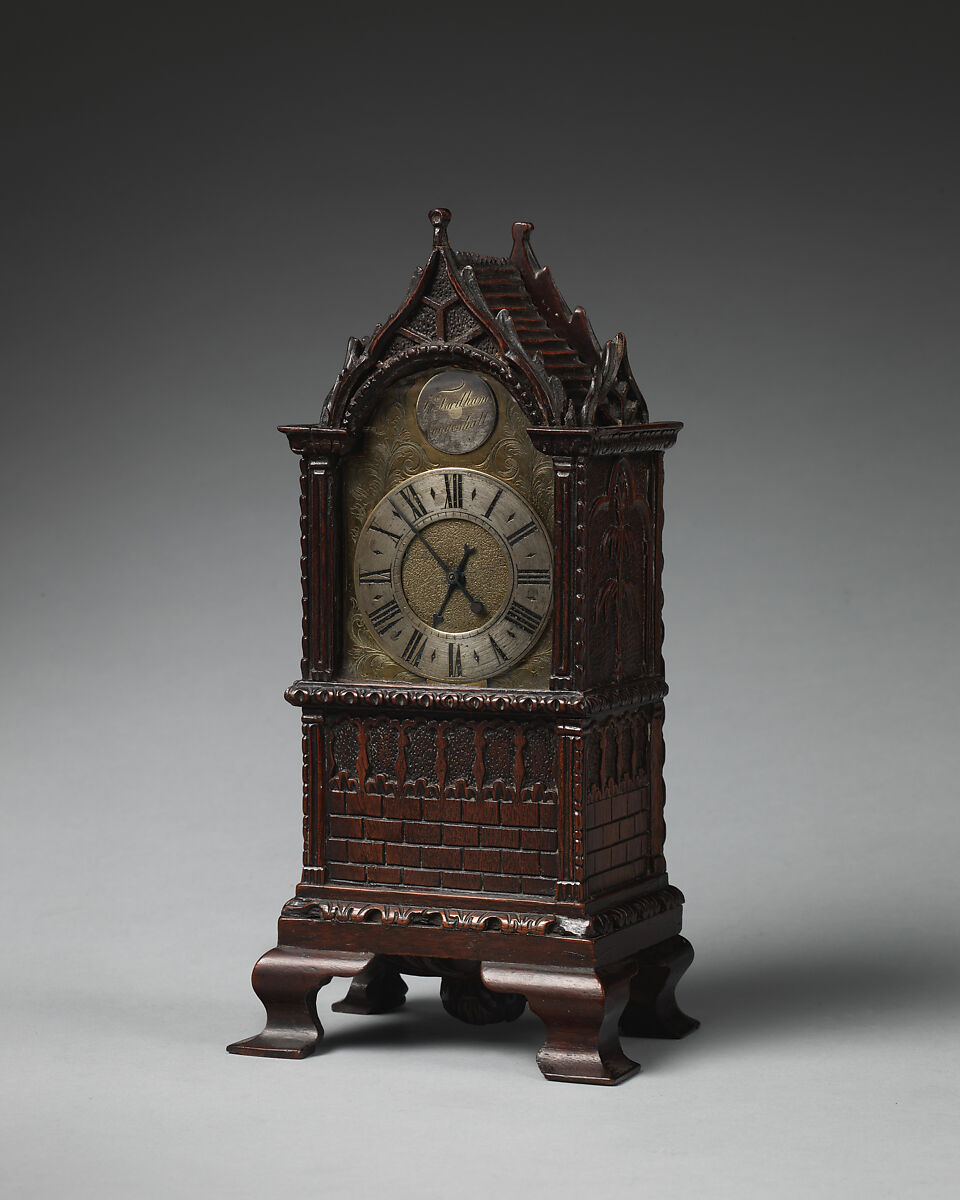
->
[481, 962, 639, 1084]
[331, 956, 408, 1015]
[440, 973, 526, 1025]
[619, 935, 699, 1039]
[227, 948, 373, 1058]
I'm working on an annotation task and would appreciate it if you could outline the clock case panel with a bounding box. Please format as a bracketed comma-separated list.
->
[230, 212, 695, 1083]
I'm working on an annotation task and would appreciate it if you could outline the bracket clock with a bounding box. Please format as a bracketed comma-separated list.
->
[227, 209, 697, 1084]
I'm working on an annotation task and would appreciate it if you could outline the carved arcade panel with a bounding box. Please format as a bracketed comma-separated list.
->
[582, 712, 655, 898]
[322, 716, 559, 897]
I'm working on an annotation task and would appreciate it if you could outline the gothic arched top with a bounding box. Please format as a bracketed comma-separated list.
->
[320, 210, 653, 432]
[337, 342, 553, 434]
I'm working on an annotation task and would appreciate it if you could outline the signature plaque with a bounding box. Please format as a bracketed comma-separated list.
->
[416, 370, 497, 454]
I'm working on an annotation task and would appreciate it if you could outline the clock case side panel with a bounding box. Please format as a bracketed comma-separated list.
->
[530, 428, 679, 908]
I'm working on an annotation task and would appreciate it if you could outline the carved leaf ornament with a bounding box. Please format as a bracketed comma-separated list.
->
[591, 459, 653, 680]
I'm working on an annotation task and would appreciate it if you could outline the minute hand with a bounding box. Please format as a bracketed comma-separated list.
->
[390, 503, 453, 575]
[390, 504, 485, 616]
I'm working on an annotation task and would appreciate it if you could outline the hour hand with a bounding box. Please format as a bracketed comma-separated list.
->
[432, 585, 456, 627]
[456, 546, 485, 617]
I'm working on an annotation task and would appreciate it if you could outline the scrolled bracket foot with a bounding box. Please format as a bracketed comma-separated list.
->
[619, 934, 699, 1039]
[227, 948, 374, 1059]
[331, 955, 408, 1015]
[481, 961, 639, 1085]
[440, 972, 526, 1025]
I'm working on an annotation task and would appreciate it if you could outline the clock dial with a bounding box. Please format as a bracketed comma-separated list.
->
[354, 468, 553, 682]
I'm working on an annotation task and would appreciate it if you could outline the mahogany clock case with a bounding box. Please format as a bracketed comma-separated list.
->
[228, 209, 697, 1084]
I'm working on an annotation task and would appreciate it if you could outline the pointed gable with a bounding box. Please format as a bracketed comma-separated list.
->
[322, 208, 650, 431]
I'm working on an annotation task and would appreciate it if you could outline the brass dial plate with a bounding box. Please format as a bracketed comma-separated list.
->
[354, 468, 553, 682]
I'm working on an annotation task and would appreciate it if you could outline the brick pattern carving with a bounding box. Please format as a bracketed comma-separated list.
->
[582, 713, 653, 898]
[324, 717, 559, 896]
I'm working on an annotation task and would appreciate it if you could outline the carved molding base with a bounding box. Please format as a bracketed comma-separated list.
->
[282, 884, 684, 939]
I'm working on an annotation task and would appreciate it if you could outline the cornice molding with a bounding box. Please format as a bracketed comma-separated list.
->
[284, 676, 668, 717]
[529, 423, 683, 458]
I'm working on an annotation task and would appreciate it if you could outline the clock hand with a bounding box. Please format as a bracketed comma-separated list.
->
[433, 575, 462, 628]
[390, 503, 454, 576]
[433, 545, 480, 626]
[452, 547, 485, 617]
[390, 504, 486, 620]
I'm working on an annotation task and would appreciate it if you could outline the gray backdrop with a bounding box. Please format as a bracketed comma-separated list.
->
[2, 3, 957, 1197]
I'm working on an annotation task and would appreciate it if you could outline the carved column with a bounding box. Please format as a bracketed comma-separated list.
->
[280, 426, 356, 681]
[528, 429, 593, 692]
[556, 720, 585, 902]
[301, 714, 325, 885]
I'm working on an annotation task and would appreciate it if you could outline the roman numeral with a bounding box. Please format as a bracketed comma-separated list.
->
[484, 487, 503, 518]
[369, 598, 402, 634]
[488, 634, 508, 664]
[505, 601, 540, 633]
[444, 473, 463, 508]
[448, 643, 462, 677]
[399, 484, 426, 517]
[401, 629, 426, 667]
[516, 568, 550, 585]
[370, 524, 400, 544]
[358, 569, 392, 585]
[506, 520, 537, 547]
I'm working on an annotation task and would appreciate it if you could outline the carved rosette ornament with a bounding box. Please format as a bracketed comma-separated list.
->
[228, 210, 697, 1083]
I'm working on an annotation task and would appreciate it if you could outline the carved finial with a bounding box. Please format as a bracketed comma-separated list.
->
[510, 217, 604, 368]
[512, 220, 534, 251]
[429, 208, 452, 247]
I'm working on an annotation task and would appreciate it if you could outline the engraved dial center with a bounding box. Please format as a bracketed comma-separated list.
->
[400, 518, 511, 634]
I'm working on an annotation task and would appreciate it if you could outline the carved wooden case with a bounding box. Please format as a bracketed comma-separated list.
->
[229, 210, 696, 1084]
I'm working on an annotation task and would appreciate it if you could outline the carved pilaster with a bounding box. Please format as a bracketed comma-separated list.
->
[652, 452, 667, 678]
[301, 715, 325, 881]
[298, 458, 309, 677]
[280, 427, 355, 682]
[649, 702, 667, 875]
[550, 454, 575, 688]
[307, 456, 339, 680]
[556, 721, 585, 902]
